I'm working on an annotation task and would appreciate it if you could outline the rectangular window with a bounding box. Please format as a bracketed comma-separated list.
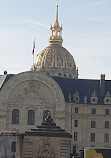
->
[105, 121, 109, 128]
[12, 109, 19, 124]
[74, 132, 78, 141]
[105, 109, 110, 115]
[91, 121, 96, 128]
[28, 110, 35, 125]
[75, 107, 78, 113]
[73, 146, 76, 155]
[91, 108, 96, 114]
[104, 133, 109, 143]
[90, 133, 95, 142]
[74, 120, 78, 127]
[11, 142, 16, 152]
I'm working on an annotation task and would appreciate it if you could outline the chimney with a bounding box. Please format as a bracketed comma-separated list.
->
[4, 70, 7, 75]
[100, 74, 105, 95]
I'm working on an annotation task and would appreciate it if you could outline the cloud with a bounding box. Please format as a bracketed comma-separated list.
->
[26, 19, 49, 29]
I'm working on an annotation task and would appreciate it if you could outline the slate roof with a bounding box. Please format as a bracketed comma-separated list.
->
[0, 75, 7, 89]
[0, 74, 14, 91]
[52, 76, 111, 105]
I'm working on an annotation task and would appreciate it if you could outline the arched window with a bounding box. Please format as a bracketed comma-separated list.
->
[27, 110, 35, 125]
[12, 109, 19, 124]
[43, 110, 50, 121]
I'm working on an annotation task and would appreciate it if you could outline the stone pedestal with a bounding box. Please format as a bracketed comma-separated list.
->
[17, 113, 71, 158]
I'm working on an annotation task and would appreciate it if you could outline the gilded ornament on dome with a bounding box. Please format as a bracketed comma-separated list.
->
[67, 62, 72, 67]
[46, 61, 52, 67]
[46, 58, 52, 62]
[36, 57, 41, 66]
[57, 56, 63, 66]
[41, 52, 44, 57]
[46, 53, 52, 66]
[67, 55, 73, 68]
[37, 61, 41, 66]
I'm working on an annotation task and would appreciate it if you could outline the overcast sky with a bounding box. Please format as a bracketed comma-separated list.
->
[0, 0, 111, 79]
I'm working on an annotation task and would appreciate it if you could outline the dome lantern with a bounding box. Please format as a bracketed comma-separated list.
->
[49, 5, 63, 46]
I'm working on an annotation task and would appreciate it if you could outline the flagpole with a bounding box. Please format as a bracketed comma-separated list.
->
[33, 52, 34, 71]
[32, 38, 35, 71]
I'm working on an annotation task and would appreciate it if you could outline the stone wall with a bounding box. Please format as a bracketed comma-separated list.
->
[17, 136, 71, 158]
[0, 133, 17, 158]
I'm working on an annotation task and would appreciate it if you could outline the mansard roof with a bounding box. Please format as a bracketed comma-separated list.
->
[52, 76, 111, 105]
[0, 74, 14, 91]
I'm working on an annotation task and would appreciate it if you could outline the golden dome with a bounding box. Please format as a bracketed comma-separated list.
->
[34, 4, 78, 79]
[35, 45, 76, 69]
[34, 45, 78, 78]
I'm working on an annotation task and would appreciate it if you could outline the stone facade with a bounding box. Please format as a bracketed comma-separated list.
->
[1, 71, 111, 157]
[67, 103, 111, 154]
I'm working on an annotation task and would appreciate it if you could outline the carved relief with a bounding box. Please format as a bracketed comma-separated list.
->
[15, 95, 24, 103]
[8, 80, 55, 106]
[37, 142, 56, 158]
[24, 81, 40, 100]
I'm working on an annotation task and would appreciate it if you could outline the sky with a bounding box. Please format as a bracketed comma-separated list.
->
[0, 0, 111, 79]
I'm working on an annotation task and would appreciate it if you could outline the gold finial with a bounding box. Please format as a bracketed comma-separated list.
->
[49, 1, 63, 46]
[55, 0, 59, 24]
[55, 4, 58, 24]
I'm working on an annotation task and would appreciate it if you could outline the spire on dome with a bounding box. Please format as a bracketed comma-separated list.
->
[49, 2, 63, 46]
[55, 4, 58, 24]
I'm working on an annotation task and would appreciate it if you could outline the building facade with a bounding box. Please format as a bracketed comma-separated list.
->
[0, 4, 111, 157]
